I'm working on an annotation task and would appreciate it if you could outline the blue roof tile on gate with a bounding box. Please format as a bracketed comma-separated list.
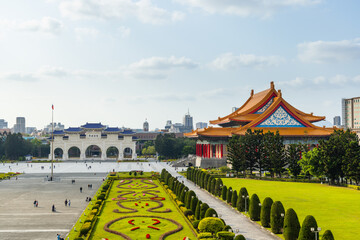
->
[65, 127, 82, 132]
[121, 130, 135, 134]
[81, 123, 105, 129]
[105, 127, 120, 132]
[53, 130, 65, 135]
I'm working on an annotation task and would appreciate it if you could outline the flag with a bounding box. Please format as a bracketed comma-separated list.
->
[52, 104, 54, 110]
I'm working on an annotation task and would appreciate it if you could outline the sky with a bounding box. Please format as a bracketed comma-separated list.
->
[0, 0, 360, 130]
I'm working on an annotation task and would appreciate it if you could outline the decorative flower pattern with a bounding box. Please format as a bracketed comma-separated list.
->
[255, 97, 274, 114]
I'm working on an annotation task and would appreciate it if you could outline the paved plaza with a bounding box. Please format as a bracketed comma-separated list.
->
[0, 162, 278, 240]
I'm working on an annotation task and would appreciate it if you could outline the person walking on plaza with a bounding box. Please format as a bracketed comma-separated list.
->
[68, 199, 71, 207]
[52, 205, 56, 212]
[33, 200, 36, 207]
[80, 187, 82, 193]
[65, 199, 68, 207]
[36, 201, 38, 207]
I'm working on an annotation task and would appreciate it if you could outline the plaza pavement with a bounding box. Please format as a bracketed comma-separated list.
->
[0, 161, 278, 240]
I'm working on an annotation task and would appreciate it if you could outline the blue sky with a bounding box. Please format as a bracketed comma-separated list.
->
[0, 0, 359, 130]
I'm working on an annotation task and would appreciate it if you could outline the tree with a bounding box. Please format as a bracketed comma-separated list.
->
[226, 187, 232, 204]
[204, 208, 218, 218]
[215, 178, 223, 197]
[221, 185, 227, 201]
[260, 197, 273, 227]
[343, 140, 360, 184]
[249, 194, 261, 221]
[231, 190, 238, 208]
[4, 133, 29, 160]
[238, 187, 249, 212]
[264, 131, 285, 177]
[190, 197, 198, 213]
[244, 129, 263, 175]
[299, 147, 325, 180]
[298, 215, 318, 240]
[185, 190, 196, 209]
[195, 200, 202, 220]
[286, 143, 306, 178]
[283, 208, 300, 240]
[270, 201, 285, 234]
[227, 135, 247, 177]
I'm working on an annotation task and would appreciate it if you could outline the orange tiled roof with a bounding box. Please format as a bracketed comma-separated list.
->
[234, 127, 334, 137]
[184, 127, 235, 138]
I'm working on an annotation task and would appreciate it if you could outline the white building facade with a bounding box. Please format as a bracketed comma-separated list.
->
[49, 123, 137, 160]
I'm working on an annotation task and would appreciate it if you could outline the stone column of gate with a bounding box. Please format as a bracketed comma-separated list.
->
[63, 152, 68, 161]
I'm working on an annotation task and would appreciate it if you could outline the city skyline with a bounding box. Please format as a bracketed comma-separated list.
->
[1, 1, 360, 129]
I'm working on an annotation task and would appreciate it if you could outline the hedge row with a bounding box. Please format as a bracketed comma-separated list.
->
[186, 168, 335, 240]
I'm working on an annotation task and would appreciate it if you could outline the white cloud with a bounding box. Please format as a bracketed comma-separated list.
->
[313, 76, 325, 84]
[176, 0, 321, 18]
[353, 75, 360, 83]
[118, 26, 131, 38]
[0, 72, 38, 82]
[212, 53, 284, 70]
[0, 17, 63, 34]
[74, 27, 99, 41]
[298, 39, 360, 63]
[278, 77, 304, 87]
[330, 74, 348, 85]
[59, 0, 185, 25]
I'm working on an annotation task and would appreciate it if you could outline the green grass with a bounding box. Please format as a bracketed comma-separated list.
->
[222, 178, 360, 240]
[88, 178, 197, 240]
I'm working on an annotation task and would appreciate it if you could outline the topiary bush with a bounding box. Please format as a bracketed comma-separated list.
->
[186, 190, 196, 209]
[321, 230, 334, 240]
[215, 178, 223, 197]
[216, 231, 235, 240]
[198, 217, 225, 235]
[298, 215, 318, 240]
[184, 209, 194, 217]
[195, 200, 202, 220]
[238, 187, 249, 212]
[234, 234, 246, 240]
[249, 194, 261, 221]
[223, 225, 232, 231]
[226, 187, 233, 204]
[97, 194, 105, 200]
[198, 232, 214, 239]
[200, 203, 209, 219]
[192, 220, 200, 230]
[270, 201, 285, 234]
[231, 190, 238, 208]
[283, 208, 301, 240]
[191, 197, 198, 213]
[222, 185, 227, 201]
[79, 222, 91, 236]
[260, 197, 273, 227]
[204, 208, 218, 218]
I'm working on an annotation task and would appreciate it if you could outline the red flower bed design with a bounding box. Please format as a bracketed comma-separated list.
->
[146, 234, 151, 239]
[148, 226, 160, 230]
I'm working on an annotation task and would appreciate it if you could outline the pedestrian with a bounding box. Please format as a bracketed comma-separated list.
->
[68, 199, 71, 207]
[86, 197, 89, 202]
[33, 200, 36, 207]
[57, 233, 61, 240]
[80, 187, 82, 193]
[36, 201, 38, 207]
[52, 205, 56, 212]
[65, 199, 68, 207]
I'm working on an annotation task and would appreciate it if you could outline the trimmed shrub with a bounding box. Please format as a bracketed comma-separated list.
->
[231, 190, 238, 208]
[216, 231, 235, 240]
[270, 201, 285, 234]
[238, 187, 249, 212]
[234, 234, 246, 240]
[204, 208, 218, 218]
[184, 209, 194, 217]
[186, 190, 196, 209]
[80, 222, 91, 236]
[226, 187, 233, 204]
[192, 220, 200, 230]
[211, 178, 216, 194]
[180, 187, 188, 203]
[321, 230, 334, 240]
[223, 225, 232, 231]
[97, 194, 105, 200]
[249, 194, 261, 221]
[221, 185, 227, 201]
[198, 217, 225, 234]
[200, 203, 209, 219]
[215, 178, 223, 197]
[190, 197, 198, 213]
[198, 232, 214, 239]
[84, 214, 95, 223]
[283, 208, 300, 240]
[260, 197, 273, 227]
[195, 200, 202, 220]
[92, 205, 99, 210]
[96, 200, 102, 205]
[298, 215, 318, 240]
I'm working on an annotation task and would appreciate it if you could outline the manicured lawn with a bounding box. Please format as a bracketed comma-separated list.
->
[222, 178, 360, 240]
[89, 178, 197, 240]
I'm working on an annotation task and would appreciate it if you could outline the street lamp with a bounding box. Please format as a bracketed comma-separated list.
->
[281, 213, 285, 217]
[242, 195, 249, 214]
[235, 229, 239, 233]
[311, 227, 321, 240]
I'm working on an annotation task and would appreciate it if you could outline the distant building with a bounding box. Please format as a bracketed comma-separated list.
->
[342, 97, 360, 129]
[44, 122, 65, 133]
[232, 107, 239, 112]
[183, 111, 193, 131]
[143, 119, 149, 132]
[26, 127, 37, 134]
[0, 119, 8, 129]
[196, 122, 208, 129]
[13, 117, 25, 133]
[333, 116, 341, 127]
[165, 120, 172, 130]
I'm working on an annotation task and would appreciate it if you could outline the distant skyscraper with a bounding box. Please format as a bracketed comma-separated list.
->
[183, 110, 193, 132]
[143, 119, 149, 132]
[333, 116, 341, 127]
[342, 97, 360, 129]
[196, 122, 208, 129]
[232, 107, 238, 112]
[44, 122, 65, 133]
[13, 117, 25, 133]
[165, 120, 172, 130]
[0, 119, 8, 129]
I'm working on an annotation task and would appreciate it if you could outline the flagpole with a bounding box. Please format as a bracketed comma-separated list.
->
[51, 105, 54, 181]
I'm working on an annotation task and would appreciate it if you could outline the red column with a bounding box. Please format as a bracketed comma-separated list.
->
[208, 144, 211, 158]
[220, 144, 223, 158]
